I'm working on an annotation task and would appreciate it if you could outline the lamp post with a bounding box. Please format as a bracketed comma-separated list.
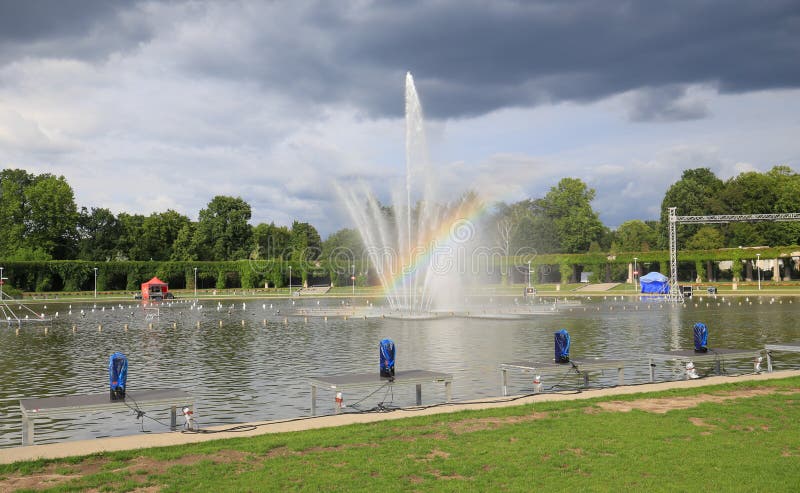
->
[756, 253, 761, 290]
[288, 266, 292, 295]
[527, 261, 531, 288]
[351, 263, 355, 296]
[93, 267, 98, 298]
[633, 257, 638, 292]
[193, 267, 198, 300]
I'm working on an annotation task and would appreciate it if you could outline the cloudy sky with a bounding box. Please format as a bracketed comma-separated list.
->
[1, 0, 799, 236]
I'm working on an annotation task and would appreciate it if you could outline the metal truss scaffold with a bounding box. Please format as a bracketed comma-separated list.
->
[667, 209, 800, 302]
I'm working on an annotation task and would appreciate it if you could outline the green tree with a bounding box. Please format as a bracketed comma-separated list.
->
[139, 210, 191, 260]
[289, 221, 322, 262]
[322, 228, 365, 262]
[116, 213, 146, 260]
[492, 200, 560, 255]
[686, 226, 725, 250]
[541, 178, 603, 253]
[195, 196, 252, 260]
[0, 169, 34, 256]
[24, 174, 78, 259]
[660, 168, 724, 248]
[252, 222, 292, 260]
[612, 220, 659, 252]
[767, 166, 800, 245]
[170, 223, 198, 261]
[77, 207, 122, 261]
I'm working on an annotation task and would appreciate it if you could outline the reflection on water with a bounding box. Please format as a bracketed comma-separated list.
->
[1, 296, 799, 447]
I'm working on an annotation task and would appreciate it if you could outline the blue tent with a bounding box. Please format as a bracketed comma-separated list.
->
[640, 272, 670, 294]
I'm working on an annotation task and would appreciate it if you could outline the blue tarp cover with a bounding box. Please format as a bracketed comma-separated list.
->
[640, 271, 670, 294]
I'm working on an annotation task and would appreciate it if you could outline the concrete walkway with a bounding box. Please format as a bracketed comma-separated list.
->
[575, 282, 620, 291]
[2, 369, 798, 465]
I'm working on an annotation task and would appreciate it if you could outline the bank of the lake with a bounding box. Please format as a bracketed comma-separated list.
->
[1, 372, 799, 491]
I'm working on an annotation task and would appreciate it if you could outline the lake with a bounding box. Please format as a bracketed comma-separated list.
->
[1, 295, 798, 448]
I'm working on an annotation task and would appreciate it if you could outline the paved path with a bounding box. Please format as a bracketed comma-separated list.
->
[575, 282, 621, 291]
[2, 370, 798, 464]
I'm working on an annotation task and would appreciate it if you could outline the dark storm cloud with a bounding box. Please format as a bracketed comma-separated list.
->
[3, 0, 798, 121]
[333, 0, 800, 119]
[0, 0, 154, 62]
[257, 0, 800, 121]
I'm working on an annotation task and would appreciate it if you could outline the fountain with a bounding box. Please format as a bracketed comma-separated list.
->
[340, 73, 483, 315]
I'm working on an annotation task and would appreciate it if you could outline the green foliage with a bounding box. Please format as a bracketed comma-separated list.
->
[77, 207, 122, 261]
[694, 260, 705, 282]
[0, 170, 78, 259]
[612, 220, 660, 252]
[559, 263, 573, 284]
[660, 167, 724, 248]
[542, 178, 604, 253]
[196, 196, 253, 261]
[686, 226, 725, 250]
[252, 222, 291, 260]
[289, 221, 322, 261]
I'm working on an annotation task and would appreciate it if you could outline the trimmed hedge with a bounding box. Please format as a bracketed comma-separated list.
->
[2, 245, 798, 293]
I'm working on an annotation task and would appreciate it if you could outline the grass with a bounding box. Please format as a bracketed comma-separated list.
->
[2, 377, 799, 492]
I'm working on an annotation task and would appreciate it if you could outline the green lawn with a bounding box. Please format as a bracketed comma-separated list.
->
[2, 377, 799, 492]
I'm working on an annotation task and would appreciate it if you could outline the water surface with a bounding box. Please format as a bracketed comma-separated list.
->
[1, 295, 798, 448]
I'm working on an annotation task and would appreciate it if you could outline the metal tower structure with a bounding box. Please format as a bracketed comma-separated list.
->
[668, 208, 800, 301]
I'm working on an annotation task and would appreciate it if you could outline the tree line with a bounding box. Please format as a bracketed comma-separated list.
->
[490, 166, 800, 257]
[0, 169, 334, 264]
[2, 165, 799, 269]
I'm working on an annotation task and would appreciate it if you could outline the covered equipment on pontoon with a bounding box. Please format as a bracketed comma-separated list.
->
[693, 322, 709, 353]
[639, 271, 670, 294]
[554, 329, 570, 363]
[379, 338, 395, 377]
[109, 352, 128, 400]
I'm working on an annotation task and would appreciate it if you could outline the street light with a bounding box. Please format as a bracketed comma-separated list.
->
[193, 267, 198, 300]
[756, 253, 761, 290]
[93, 267, 98, 298]
[0, 266, 6, 300]
[351, 263, 356, 296]
[633, 257, 638, 292]
[288, 266, 292, 295]
[527, 261, 531, 288]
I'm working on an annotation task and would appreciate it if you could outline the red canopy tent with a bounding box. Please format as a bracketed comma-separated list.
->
[141, 277, 169, 300]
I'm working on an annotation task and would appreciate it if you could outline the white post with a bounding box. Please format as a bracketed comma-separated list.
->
[351, 264, 355, 296]
[633, 257, 638, 293]
[289, 266, 292, 295]
[93, 267, 98, 298]
[193, 267, 198, 300]
[756, 254, 761, 290]
[527, 261, 531, 287]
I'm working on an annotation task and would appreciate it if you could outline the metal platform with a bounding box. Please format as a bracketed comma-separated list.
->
[19, 389, 194, 446]
[499, 359, 625, 396]
[765, 342, 800, 372]
[308, 370, 452, 415]
[647, 348, 762, 381]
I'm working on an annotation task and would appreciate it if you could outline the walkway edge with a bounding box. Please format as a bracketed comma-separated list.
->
[3, 369, 799, 464]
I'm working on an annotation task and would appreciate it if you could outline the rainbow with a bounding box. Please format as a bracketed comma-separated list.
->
[382, 195, 490, 297]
